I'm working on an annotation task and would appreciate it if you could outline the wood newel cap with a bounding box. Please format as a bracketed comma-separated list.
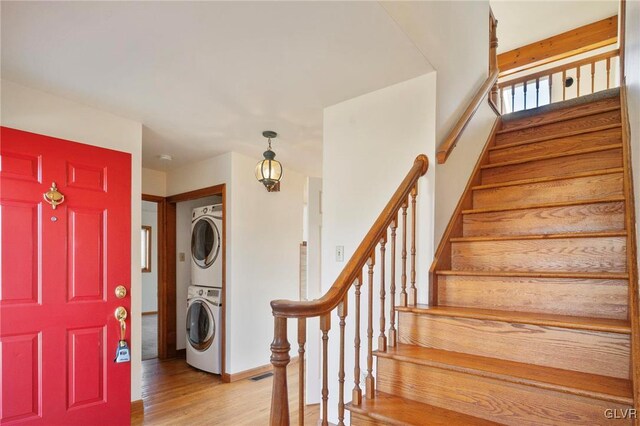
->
[415, 154, 429, 175]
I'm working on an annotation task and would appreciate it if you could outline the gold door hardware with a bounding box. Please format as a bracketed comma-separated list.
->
[115, 306, 127, 321]
[43, 182, 65, 210]
[115, 286, 127, 299]
[115, 306, 128, 341]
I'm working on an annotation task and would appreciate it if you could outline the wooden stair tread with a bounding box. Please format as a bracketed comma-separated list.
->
[481, 144, 621, 169]
[395, 305, 631, 334]
[345, 391, 499, 426]
[421, 92, 634, 424]
[472, 167, 623, 191]
[450, 230, 627, 243]
[375, 344, 633, 404]
[494, 109, 621, 147]
[496, 105, 620, 135]
[436, 270, 629, 279]
[489, 123, 622, 151]
[462, 196, 626, 215]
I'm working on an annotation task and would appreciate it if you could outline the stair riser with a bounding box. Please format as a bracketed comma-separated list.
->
[437, 275, 628, 319]
[495, 110, 622, 146]
[376, 357, 632, 426]
[463, 202, 625, 237]
[500, 97, 620, 132]
[481, 148, 622, 184]
[398, 312, 630, 379]
[473, 173, 623, 210]
[451, 237, 626, 273]
[490, 128, 622, 163]
[350, 414, 387, 426]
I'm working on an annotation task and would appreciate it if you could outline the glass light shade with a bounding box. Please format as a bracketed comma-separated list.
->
[255, 153, 283, 189]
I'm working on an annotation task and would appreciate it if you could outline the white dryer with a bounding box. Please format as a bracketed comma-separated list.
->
[191, 204, 223, 287]
[186, 285, 222, 374]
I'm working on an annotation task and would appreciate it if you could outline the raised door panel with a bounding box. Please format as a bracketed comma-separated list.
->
[0, 333, 41, 423]
[0, 202, 40, 305]
[0, 152, 41, 183]
[67, 327, 106, 409]
[66, 163, 106, 192]
[67, 209, 105, 302]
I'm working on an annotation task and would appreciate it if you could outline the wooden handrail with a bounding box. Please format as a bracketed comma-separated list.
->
[498, 49, 620, 88]
[270, 154, 429, 319]
[436, 69, 499, 164]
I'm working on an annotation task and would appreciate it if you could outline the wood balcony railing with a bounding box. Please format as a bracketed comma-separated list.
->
[269, 154, 429, 426]
[497, 49, 620, 114]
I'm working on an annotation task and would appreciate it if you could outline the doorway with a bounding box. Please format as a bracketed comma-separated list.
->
[140, 194, 166, 360]
[141, 200, 159, 360]
[141, 184, 227, 378]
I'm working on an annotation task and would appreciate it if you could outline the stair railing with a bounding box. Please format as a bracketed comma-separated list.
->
[437, 69, 500, 165]
[497, 49, 620, 114]
[269, 154, 429, 426]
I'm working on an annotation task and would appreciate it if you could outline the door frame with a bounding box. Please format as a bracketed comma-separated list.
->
[141, 194, 167, 358]
[146, 184, 227, 376]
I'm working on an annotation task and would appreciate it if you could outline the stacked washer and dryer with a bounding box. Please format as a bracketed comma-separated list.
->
[186, 204, 223, 374]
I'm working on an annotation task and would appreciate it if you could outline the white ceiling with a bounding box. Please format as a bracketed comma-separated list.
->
[1, 1, 432, 176]
[491, 0, 619, 53]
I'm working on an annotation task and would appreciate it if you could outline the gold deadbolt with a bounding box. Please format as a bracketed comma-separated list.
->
[115, 285, 127, 299]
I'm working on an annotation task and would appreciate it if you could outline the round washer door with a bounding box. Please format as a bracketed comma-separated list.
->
[191, 217, 221, 269]
[186, 300, 215, 351]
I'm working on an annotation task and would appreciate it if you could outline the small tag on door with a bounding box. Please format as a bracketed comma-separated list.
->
[114, 340, 130, 363]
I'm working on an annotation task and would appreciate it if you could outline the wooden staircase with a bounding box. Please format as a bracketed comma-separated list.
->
[346, 88, 638, 425]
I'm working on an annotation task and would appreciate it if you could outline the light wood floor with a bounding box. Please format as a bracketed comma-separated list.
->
[131, 356, 319, 425]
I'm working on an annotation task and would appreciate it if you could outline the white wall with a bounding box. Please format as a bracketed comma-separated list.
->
[434, 103, 497, 240]
[166, 152, 232, 196]
[382, 1, 489, 146]
[305, 177, 323, 403]
[166, 151, 305, 373]
[321, 73, 436, 422]
[1, 79, 144, 401]
[625, 0, 640, 269]
[227, 152, 305, 373]
[141, 201, 159, 313]
[381, 1, 495, 243]
[175, 195, 220, 350]
[142, 168, 167, 197]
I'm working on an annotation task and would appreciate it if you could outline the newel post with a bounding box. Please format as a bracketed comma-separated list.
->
[489, 9, 500, 109]
[270, 315, 291, 426]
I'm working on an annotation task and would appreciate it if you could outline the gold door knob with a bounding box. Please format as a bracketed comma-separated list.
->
[115, 306, 128, 321]
[115, 286, 127, 299]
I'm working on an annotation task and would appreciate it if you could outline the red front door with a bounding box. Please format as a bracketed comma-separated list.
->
[0, 127, 131, 425]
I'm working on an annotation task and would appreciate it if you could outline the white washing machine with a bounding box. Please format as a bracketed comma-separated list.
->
[191, 204, 223, 287]
[186, 285, 222, 374]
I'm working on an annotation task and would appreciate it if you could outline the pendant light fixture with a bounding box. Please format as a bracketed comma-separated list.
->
[255, 131, 283, 192]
